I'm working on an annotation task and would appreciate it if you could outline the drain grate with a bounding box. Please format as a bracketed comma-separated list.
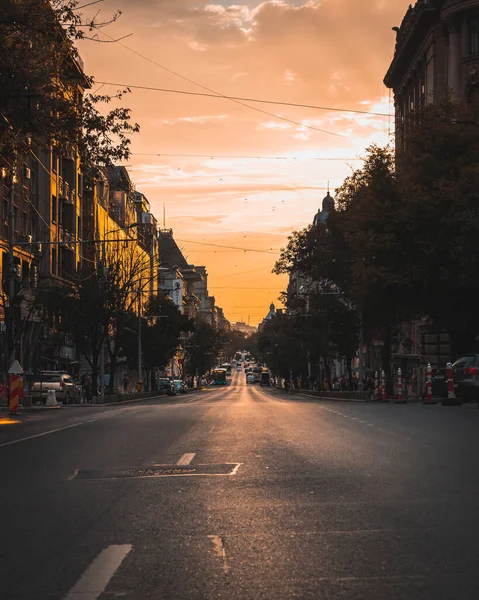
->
[72, 463, 241, 480]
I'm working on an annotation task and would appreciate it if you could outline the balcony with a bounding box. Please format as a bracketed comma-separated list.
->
[58, 178, 75, 205]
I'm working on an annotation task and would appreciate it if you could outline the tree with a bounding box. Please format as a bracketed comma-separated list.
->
[0, 0, 138, 169]
[184, 322, 223, 377]
[275, 145, 407, 383]
[40, 240, 153, 395]
[397, 100, 479, 355]
[118, 296, 194, 389]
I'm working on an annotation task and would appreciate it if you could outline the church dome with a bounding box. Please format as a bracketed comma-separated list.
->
[322, 191, 335, 213]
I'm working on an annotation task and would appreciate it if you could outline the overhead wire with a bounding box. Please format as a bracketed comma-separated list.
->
[176, 239, 279, 254]
[96, 81, 391, 118]
[93, 28, 353, 140]
[131, 153, 363, 161]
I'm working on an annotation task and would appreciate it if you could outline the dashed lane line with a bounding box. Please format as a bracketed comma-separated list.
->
[63, 544, 132, 600]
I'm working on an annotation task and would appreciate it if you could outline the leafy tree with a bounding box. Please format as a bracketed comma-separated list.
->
[184, 322, 223, 377]
[117, 296, 194, 389]
[274, 145, 406, 382]
[397, 100, 479, 355]
[0, 0, 138, 170]
[40, 241, 153, 394]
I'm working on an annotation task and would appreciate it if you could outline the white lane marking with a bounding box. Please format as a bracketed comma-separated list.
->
[0, 417, 110, 449]
[208, 535, 230, 574]
[177, 453, 195, 466]
[64, 544, 132, 600]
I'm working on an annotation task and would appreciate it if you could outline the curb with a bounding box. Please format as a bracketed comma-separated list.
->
[0, 390, 212, 413]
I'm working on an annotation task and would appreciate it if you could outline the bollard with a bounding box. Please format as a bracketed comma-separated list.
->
[446, 362, 456, 400]
[46, 389, 57, 406]
[381, 370, 387, 402]
[9, 374, 20, 415]
[374, 371, 379, 401]
[395, 368, 406, 404]
[423, 363, 437, 405]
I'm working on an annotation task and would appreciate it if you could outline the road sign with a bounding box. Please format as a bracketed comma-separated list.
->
[8, 360, 24, 375]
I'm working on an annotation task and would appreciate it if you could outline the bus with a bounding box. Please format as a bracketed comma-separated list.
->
[221, 363, 232, 376]
[212, 368, 227, 385]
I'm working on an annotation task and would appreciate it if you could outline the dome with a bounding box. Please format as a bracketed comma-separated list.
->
[322, 191, 335, 213]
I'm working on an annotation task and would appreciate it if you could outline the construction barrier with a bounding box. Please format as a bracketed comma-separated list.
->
[374, 371, 379, 401]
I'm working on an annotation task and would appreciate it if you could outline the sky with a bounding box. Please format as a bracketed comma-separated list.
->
[77, 0, 411, 326]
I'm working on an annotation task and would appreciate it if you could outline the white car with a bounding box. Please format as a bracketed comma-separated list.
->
[236, 366, 242, 372]
[246, 373, 255, 384]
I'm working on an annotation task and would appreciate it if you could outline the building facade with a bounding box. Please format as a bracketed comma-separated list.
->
[384, 0, 479, 153]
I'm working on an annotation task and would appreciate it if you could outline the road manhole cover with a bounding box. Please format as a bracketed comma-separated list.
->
[72, 463, 241, 480]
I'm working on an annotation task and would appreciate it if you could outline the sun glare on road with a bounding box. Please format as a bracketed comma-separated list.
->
[0, 418, 21, 425]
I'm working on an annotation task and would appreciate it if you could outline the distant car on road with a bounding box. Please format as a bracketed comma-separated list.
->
[236, 365, 242, 372]
[246, 373, 255, 384]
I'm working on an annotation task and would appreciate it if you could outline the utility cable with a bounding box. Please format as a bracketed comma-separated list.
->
[176, 239, 279, 254]
[93, 28, 353, 140]
[132, 153, 362, 161]
[96, 82, 391, 118]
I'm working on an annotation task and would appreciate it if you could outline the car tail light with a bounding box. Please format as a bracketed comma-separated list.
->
[464, 367, 477, 376]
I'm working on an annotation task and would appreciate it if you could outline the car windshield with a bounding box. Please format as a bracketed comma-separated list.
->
[453, 356, 477, 368]
[36, 374, 61, 382]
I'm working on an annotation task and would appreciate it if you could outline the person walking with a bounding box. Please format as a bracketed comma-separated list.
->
[122, 374, 129, 394]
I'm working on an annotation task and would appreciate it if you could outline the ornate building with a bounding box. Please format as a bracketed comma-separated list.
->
[384, 0, 479, 153]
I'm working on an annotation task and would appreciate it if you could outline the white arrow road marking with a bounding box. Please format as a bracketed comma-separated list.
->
[64, 544, 132, 600]
[177, 453, 196, 465]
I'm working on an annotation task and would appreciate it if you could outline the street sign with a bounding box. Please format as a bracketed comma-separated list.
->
[8, 360, 24, 375]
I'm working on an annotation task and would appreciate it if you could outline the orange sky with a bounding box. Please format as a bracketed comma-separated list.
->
[77, 0, 411, 326]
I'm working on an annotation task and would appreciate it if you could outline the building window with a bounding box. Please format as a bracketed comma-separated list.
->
[469, 16, 479, 54]
[52, 249, 57, 276]
[52, 195, 57, 222]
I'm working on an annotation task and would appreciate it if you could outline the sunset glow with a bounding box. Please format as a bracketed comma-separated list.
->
[78, 0, 411, 325]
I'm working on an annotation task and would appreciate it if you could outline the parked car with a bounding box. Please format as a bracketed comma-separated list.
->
[451, 354, 479, 403]
[30, 371, 81, 404]
[246, 373, 255, 384]
[158, 378, 176, 396]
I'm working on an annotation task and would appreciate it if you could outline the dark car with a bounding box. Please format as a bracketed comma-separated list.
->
[451, 354, 479, 403]
[158, 378, 175, 396]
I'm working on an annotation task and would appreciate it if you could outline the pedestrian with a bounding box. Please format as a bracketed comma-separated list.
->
[122, 374, 129, 394]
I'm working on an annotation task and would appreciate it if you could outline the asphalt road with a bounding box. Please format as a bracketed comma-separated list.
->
[1, 374, 479, 600]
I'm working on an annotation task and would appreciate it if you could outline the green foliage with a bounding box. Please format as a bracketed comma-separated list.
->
[275, 101, 479, 358]
[184, 321, 223, 377]
[0, 0, 138, 170]
[118, 296, 194, 372]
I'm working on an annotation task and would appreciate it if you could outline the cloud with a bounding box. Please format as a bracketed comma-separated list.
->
[77, 0, 411, 323]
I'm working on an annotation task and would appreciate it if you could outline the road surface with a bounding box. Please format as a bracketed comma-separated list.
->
[1, 374, 478, 599]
